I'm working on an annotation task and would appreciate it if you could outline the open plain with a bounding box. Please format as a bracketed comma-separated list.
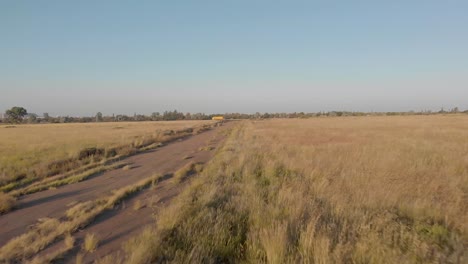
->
[0, 116, 467, 263]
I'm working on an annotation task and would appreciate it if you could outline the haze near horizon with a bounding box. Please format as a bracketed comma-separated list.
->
[1, 1, 467, 116]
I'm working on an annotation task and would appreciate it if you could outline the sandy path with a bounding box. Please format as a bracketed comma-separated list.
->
[0, 122, 233, 248]
[61, 167, 197, 263]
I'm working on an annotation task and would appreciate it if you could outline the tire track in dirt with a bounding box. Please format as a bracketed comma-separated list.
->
[0, 122, 234, 249]
[60, 171, 195, 263]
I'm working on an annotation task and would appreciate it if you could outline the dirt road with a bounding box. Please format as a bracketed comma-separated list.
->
[0, 121, 234, 262]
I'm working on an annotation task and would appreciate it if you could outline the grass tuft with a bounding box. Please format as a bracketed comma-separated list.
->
[64, 234, 75, 248]
[173, 162, 204, 183]
[133, 199, 144, 211]
[83, 233, 99, 252]
[0, 192, 15, 214]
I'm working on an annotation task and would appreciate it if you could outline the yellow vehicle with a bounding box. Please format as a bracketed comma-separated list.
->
[211, 116, 224, 121]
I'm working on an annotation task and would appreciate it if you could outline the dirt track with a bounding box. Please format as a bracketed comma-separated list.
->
[0, 121, 234, 262]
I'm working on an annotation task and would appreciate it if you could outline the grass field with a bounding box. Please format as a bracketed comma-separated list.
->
[0, 120, 212, 186]
[116, 115, 468, 263]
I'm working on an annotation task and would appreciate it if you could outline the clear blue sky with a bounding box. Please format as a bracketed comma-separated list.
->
[1, 1, 467, 116]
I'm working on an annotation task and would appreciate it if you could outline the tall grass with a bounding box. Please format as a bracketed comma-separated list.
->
[0, 192, 15, 214]
[119, 116, 468, 263]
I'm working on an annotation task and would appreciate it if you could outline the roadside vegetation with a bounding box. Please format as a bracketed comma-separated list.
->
[0, 192, 15, 214]
[114, 116, 467, 263]
[27, 235, 75, 264]
[9, 161, 128, 197]
[172, 161, 204, 183]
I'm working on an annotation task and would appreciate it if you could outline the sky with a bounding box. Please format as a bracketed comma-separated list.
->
[1, 0, 467, 116]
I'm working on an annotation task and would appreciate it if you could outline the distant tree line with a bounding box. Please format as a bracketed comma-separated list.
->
[1, 106, 468, 124]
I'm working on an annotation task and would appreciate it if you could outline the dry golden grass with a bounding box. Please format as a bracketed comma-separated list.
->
[83, 233, 99, 252]
[26, 235, 75, 264]
[172, 161, 204, 183]
[117, 115, 468, 263]
[95, 254, 124, 264]
[0, 192, 15, 214]
[75, 253, 83, 264]
[64, 234, 75, 248]
[0, 156, 121, 193]
[10, 161, 128, 197]
[199, 145, 215, 151]
[0, 120, 214, 185]
[133, 199, 144, 211]
[123, 227, 160, 264]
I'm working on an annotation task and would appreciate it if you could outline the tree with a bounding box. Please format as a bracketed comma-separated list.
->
[27, 113, 38, 123]
[43, 113, 50, 122]
[95, 112, 103, 122]
[6, 106, 27, 123]
[151, 112, 161, 121]
[59, 116, 71, 123]
[163, 110, 184, 121]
